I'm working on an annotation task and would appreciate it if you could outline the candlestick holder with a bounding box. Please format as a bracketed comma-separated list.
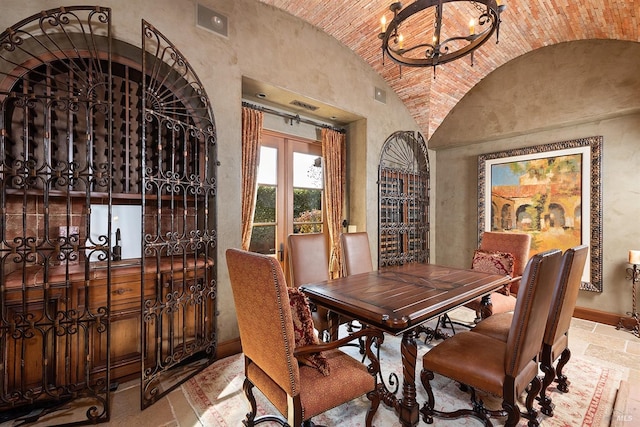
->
[617, 263, 640, 338]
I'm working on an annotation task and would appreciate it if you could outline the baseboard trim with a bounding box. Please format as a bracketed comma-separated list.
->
[573, 306, 621, 326]
[216, 337, 242, 359]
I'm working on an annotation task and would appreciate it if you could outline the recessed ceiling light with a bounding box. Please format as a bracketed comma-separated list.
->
[196, 4, 228, 37]
[330, 116, 337, 120]
[256, 92, 267, 99]
[212, 16, 224, 29]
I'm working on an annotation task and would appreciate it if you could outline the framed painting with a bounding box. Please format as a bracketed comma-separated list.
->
[478, 136, 603, 292]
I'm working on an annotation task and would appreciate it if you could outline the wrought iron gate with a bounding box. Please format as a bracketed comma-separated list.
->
[0, 6, 114, 424]
[0, 6, 218, 423]
[140, 20, 218, 409]
[378, 131, 430, 267]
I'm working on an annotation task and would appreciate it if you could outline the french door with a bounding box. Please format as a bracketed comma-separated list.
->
[250, 130, 325, 278]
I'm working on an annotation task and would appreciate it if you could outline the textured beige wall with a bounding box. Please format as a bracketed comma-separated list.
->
[0, 0, 421, 342]
[433, 40, 640, 316]
[430, 40, 640, 148]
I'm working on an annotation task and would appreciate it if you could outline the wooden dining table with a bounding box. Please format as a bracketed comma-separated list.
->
[300, 262, 511, 427]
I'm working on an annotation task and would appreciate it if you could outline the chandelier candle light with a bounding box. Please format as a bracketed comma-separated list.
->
[379, 0, 506, 75]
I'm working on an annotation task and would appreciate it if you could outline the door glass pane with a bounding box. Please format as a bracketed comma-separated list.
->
[252, 145, 278, 254]
[293, 187, 322, 234]
[254, 185, 276, 223]
[293, 152, 323, 234]
[293, 152, 323, 189]
[251, 184, 276, 254]
[257, 146, 277, 185]
[249, 225, 275, 254]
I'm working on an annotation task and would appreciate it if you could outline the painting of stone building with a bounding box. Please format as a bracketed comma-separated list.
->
[490, 154, 582, 254]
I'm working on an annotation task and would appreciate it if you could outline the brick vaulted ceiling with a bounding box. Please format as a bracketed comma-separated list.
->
[256, 0, 639, 140]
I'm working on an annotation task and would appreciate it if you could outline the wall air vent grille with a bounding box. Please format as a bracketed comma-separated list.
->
[290, 99, 319, 111]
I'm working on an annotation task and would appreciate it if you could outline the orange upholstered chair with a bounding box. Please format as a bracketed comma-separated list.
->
[420, 249, 562, 427]
[465, 231, 532, 320]
[340, 232, 374, 276]
[226, 248, 383, 427]
[471, 245, 589, 416]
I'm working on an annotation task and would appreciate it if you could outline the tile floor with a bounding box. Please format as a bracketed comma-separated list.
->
[3, 311, 639, 427]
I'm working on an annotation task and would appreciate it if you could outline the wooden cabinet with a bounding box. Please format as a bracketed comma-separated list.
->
[3, 299, 60, 393]
[2, 258, 213, 394]
[86, 265, 151, 382]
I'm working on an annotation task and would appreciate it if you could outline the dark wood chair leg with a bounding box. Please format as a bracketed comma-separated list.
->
[555, 347, 571, 392]
[243, 378, 258, 427]
[538, 345, 556, 416]
[502, 399, 520, 427]
[522, 376, 542, 427]
[365, 387, 381, 427]
[503, 379, 521, 427]
[243, 377, 290, 426]
[420, 371, 493, 426]
[419, 369, 436, 424]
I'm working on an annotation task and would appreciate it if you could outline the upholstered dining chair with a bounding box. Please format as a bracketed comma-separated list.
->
[465, 231, 532, 320]
[471, 245, 589, 416]
[338, 232, 377, 350]
[340, 232, 374, 276]
[226, 248, 383, 427]
[420, 248, 562, 427]
[288, 233, 337, 341]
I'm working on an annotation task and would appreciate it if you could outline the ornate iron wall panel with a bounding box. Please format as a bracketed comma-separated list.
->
[0, 6, 218, 422]
[0, 6, 113, 424]
[378, 131, 430, 267]
[140, 20, 217, 409]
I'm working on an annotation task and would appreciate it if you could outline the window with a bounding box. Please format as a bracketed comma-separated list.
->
[249, 131, 325, 265]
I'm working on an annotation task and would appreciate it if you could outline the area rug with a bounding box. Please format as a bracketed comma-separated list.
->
[182, 328, 625, 426]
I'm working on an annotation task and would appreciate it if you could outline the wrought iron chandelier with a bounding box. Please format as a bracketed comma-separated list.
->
[379, 0, 506, 74]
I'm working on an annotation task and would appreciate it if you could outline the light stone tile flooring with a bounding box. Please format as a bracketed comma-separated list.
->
[4, 311, 639, 426]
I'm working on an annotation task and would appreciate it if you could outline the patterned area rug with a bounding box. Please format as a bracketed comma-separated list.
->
[182, 325, 624, 426]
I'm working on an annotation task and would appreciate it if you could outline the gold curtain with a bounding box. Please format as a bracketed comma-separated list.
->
[322, 128, 346, 278]
[241, 107, 263, 251]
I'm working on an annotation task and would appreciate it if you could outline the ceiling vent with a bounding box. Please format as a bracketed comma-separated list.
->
[290, 99, 319, 111]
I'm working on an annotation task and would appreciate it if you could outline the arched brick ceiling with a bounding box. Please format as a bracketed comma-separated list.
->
[256, 0, 639, 140]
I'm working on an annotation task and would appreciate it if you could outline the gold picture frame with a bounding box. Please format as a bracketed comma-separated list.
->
[478, 136, 603, 292]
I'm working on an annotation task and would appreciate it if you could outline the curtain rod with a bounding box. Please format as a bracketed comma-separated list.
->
[242, 101, 346, 134]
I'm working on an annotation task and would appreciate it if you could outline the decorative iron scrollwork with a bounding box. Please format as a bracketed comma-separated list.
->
[378, 131, 430, 267]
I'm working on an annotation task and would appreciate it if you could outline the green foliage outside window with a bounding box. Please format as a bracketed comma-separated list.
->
[293, 188, 322, 233]
[250, 185, 323, 252]
[254, 185, 276, 223]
